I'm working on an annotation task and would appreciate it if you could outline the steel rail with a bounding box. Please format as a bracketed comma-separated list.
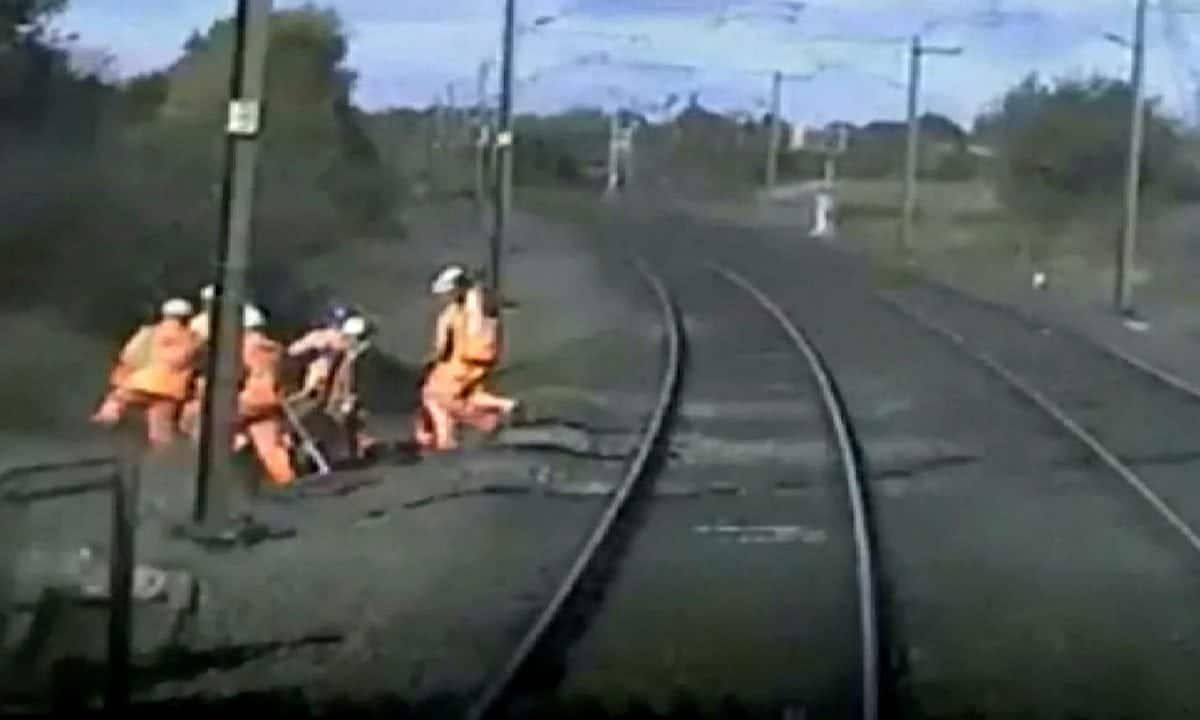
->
[914, 275, 1200, 406]
[464, 257, 683, 720]
[883, 295, 1200, 556]
[713, 264, 879, 720]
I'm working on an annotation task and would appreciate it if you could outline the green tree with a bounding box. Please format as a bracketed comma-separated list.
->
[0, 0, 68, 45]
[976, 73, 1187, 228]
[157, 6, 396, 231]
[0, 3, 401, 338]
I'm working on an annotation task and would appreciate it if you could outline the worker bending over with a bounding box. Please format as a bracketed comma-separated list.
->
[414, 265, 519, 451]
[288, 309, 378, 460]
[287, 305, 353, 402]
[236, 305, 296, 486]
[92, 298, 199, 447]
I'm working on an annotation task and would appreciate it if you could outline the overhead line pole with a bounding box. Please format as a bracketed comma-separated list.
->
[447, 82, 457, 189]
[194, 0, 273, 526]
[900, 35, 960, 256]
[1115, 0, 1148, 316]
[606, 109, 620, 196]
[491, 0, 517, 295]
[475, 60, 492, 224]
[765, 70, 783, 192]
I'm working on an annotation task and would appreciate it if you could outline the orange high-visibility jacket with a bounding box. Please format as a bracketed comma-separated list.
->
[239, 330, 286, 418]
[433, 287, 501, 367]
[119, 320, 198, 401]
[426, 286, 503, 397]
[108, 324, 154, 388]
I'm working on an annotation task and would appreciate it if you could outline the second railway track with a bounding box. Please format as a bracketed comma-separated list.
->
[884, 278, 1200, 556]
[467, 259, 879, 719]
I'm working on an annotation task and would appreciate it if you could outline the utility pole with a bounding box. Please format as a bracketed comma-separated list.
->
[475, 60, 492, 222]
[765, 70, 783, 191]
[1116, 0, 1148, 315]
[194, 0, 272, 526]
[606, 110, 620, 196]
[624, 120, 636, 186]
[447, 82, 458, 190]
[426, 93, 439, 195]
[900, 35, 961, 255]
[491, 0, 516, 294]
[432, 92, 446, 193]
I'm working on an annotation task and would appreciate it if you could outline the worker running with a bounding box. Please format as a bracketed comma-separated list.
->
[234, 305, 297, 486]
[92, 298, 200, 447]
[414, 264, 520, 452]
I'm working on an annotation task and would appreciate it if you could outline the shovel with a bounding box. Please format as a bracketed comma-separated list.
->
[279, 398, 332, 476]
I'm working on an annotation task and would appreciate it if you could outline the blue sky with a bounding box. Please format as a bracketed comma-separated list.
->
[57, 0, 1200, 128]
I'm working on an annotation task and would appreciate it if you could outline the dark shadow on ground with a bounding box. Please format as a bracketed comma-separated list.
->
[356, 350, 423, 416]
[3, 631, 347, 714]
[124, 690, 466, 719]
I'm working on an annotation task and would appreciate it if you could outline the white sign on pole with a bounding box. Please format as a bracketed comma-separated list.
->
[226, 99, 262, 137]
[788, 126, 806, 152]
[495, 130, 514, 148]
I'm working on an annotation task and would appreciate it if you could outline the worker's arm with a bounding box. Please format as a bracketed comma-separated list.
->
[298, 355, 333, 398]
[287, 332, 321, 357]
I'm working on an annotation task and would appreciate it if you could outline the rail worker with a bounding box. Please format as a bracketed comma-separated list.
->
[286, 304, 354, 402]
[414, 264, 519, 451]
[235, 305, 297, 486]
[190, 284, 215, 341]
[287, 310, 378, 460]
[178, 284, 215, 435]
[328, 315, 380, 459]
[92, 298, 199, 447]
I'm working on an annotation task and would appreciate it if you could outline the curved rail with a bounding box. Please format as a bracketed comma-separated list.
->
[916, 275, 1200, 405]
[883, 296, 1200, 556]
[464, 257, 684, 720]
[712, 264, 879, 720]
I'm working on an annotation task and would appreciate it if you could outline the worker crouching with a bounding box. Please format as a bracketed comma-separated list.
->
[414, 265, 519, 452]
[92, 298, 199, 447]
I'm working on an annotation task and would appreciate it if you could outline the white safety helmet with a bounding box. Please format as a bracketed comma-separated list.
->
[199, 284, 215, 302]
[431, 264, 467, 295]
[341, 315, 368, 337]
[161, 298, 194, 318]
[243, 304, 265, 329]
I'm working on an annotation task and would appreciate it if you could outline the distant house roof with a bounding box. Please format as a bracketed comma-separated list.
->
[860, 115, 966, 144]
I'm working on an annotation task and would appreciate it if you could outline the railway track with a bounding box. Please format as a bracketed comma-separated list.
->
[619, 210, 1200, 717]
[467, 259, 879, 719]
[882, 278, 1200, 558]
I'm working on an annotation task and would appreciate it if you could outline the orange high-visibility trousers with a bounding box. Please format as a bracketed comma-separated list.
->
[415, 380, 515, 451]
[244, 416, 296, 485]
